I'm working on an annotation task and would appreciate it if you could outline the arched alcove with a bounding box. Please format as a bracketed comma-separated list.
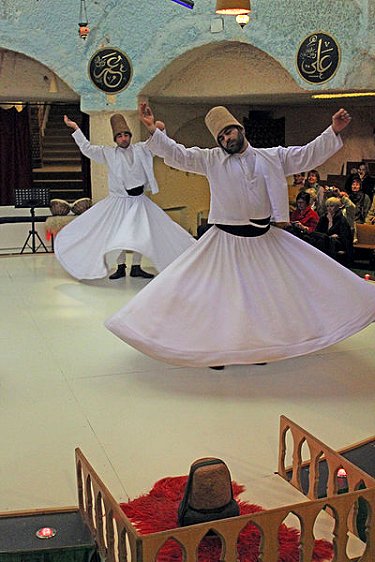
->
[142, 41, 305, 105]
[141, 40, 309, 147]
[0, 48, 78, 102]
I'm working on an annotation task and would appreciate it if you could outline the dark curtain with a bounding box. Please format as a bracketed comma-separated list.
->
[80, 111, 92, 198]
[0, 106, 33, 205]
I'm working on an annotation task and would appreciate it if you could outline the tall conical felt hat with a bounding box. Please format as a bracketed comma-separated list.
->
[205, 106, 243, 142]
[110, 113, 132, 140]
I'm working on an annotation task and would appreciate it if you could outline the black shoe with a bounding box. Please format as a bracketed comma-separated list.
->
[130, 265, 154, 279]
[209, 366, 225, 370]
[253, 362, 268, 365]
[109, 264, 126, 279]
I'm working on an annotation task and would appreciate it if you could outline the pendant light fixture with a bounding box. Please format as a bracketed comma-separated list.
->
[78, 0, 90, 40]
[216, 0, 251, 15]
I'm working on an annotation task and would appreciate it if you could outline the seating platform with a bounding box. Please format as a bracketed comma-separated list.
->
[0, 509, 96, 562]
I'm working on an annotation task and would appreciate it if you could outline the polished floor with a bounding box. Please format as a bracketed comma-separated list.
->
[1, 253, 374, 524]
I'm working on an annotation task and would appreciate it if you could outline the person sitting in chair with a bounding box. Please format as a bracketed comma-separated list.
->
[285, 191, 319, 237]
[305, 196, 353, 266]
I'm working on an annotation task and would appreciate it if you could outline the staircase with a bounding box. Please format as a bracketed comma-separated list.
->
[32, 104, 91, 202]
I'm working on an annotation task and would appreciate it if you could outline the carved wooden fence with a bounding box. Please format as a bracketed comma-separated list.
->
[76, 416, 375, 562]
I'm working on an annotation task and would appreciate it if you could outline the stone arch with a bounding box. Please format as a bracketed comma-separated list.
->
[141, 41, 305, 106]
[0, 48, 79, 102]
[140, 41, 307, 147]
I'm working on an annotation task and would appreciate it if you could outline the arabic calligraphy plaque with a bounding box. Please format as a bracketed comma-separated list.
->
[297, 32, 340, 84]
[88, 47, 132, 93]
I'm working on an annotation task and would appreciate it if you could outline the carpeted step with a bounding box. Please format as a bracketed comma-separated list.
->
[32, 170, 82, 180]
[43, 148, 80, 156]
[43, 157, 81, 165]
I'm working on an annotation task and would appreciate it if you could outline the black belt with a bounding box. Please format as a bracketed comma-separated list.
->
[216, 217, 270, 237]
[126, 186, 144, 196]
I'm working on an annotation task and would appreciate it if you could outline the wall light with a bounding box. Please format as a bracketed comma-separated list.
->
[236, 13, 250, 27]
[49, 74, 58, 93]
[312, 92, 375, 99]
[171, 0, 194, 8]
[216, 0, 251, 15]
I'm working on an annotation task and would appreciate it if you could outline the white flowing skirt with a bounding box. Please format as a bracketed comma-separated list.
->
[54, 194, 196, 280]
[105, 225, 375, 367]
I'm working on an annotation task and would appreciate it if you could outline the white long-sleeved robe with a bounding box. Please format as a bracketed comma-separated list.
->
[54, 130, 196, 280]
[105, 127, 375, 367]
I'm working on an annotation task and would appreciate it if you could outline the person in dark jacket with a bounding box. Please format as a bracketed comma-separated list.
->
[358, 162, 375, 204]
[348, 174, 372, 224]
[305, 196, 353, 266]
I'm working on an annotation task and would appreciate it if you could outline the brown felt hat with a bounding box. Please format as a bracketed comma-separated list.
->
[110, 113, 132, 140]
[205, 106, 243, 142]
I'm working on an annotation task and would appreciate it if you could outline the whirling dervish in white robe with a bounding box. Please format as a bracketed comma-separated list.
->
[54, 114, 196, 281]
[105, 104, 375, 368]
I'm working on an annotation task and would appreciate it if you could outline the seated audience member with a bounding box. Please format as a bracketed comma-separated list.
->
[285, 191, 319, 237]
[305, 197, 353, 265]
[349, 174, 371, 224]
[304, 187, 318, 210]
[315, 185, 356, 228]
[304, 169, 321, 194]
[358, 162, 375, 204]
[292, 172, 306, 190]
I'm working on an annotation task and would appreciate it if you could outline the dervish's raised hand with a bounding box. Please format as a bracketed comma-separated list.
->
[155, 120, 165, 132]
[64, 115, 79, 130]
[139, 102, 156, 133]
[331, 108, 352, 134]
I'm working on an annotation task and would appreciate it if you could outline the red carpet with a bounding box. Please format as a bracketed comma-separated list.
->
[120, 476, 333, 562]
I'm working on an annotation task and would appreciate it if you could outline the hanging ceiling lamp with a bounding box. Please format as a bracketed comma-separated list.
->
[216, 0, 251, 15]
[78, 0, 90, 40]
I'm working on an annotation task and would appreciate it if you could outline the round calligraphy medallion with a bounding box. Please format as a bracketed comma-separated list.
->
[297, 32, 340, 84]
[88, 47, 133, 93]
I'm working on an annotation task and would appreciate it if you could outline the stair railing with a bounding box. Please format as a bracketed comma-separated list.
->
[40, 102, 50, 138]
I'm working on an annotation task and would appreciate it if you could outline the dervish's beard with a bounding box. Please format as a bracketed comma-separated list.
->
[219, 131, 245, 154]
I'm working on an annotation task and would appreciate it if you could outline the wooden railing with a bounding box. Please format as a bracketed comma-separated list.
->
[76, 448, 140, 562]
[76, 415, 375, 562]
[278, 415, 375, 499]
